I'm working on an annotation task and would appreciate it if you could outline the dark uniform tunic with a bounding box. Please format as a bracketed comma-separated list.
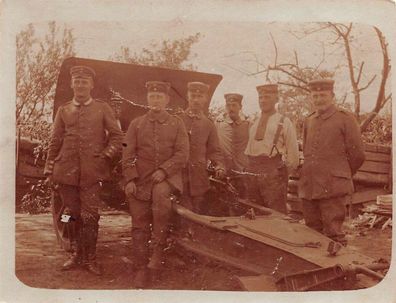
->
[215, 114, 250, 197]
[44, 98, 123, 258]
[122, 110, 189, 268]
[178, 109, 225, 214]
[298, 104, 365, 242]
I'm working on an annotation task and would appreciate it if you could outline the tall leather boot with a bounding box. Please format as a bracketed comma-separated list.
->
[131, 228, 150, 288]
[84, 219, 103, 276]
[147, 222, 170, 285]
[61, 219, 83, 271]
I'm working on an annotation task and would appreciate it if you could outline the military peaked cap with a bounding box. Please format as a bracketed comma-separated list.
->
[308, 79, 335, 92]
[145, 81, 171, 94]
[70, 65, 96, 79]
[224, 93, 243, 104]
[256, 84, 278, 95]
[187, 82, 210, 94]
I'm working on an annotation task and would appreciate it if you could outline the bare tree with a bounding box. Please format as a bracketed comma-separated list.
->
[16, 21, 75, 126]
[326, 23, 391, 131]
[230, 23, 391, 133]
[110, 33, 201, 71]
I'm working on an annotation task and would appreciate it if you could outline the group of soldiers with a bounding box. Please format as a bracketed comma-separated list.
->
[44, 64, 365, 288]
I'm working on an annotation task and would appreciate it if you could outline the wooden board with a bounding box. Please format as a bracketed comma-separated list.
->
[364, 151, 391, 163]
[359, 161, 390, 174]
[351, 188, 389, 204]
[353, 171, 389, 186]
[364, 143, 391, 154]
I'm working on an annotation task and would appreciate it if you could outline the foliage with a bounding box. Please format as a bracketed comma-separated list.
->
[20, 179, 52, 214]
[16, 22, 75, 213]
[361, 114, 392, 145]
[16, 21, 75, 125]
[110, 33, 201, 70]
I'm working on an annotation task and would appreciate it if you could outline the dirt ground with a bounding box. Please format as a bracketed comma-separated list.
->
[15, 211, 392, 290]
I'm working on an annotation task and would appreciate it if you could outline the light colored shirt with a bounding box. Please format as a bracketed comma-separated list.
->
[215, 114, 250, 172]
[245, 112, 299, 169]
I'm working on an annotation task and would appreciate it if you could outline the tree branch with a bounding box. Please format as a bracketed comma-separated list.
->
[356, 61, 364, 84]
[357, 75, 376, 92]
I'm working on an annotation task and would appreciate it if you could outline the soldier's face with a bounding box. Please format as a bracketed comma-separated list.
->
[310, 90, 334, 113]
[188, 91, 208, 111]
[147, 92, 169, 112]
[259, 94, 277, 113]
[71, 77, 94, 101]
[226, 101, 242, 121]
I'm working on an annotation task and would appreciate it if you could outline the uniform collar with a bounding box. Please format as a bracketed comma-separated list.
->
[185, 108, 203, 119]
[224, 113, 246, 125]
[147, 110, 169, 123]
[73, 98, 93, 106]
[315, 104, 337, 120]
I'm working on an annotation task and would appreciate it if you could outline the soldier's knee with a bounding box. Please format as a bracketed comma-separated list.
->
[152, 182, 171, 200]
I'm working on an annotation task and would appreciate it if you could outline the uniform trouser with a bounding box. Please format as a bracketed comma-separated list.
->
[247, 155, 288, 214]
[57, 183, 101, 260]
[128, 181, 173, 269]
[302, 196, 346, 244]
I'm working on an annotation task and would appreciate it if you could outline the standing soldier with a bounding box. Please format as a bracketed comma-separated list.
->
[215, 93, 250, 198]
[245, 84, 299, 214]
[178, 82, 225, 214]
[44, 65, 123, 275]
[122, 81, 189, 288]
[298, 79, 365, 245]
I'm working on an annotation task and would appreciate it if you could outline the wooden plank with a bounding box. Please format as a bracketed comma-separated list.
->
[351, 188, 389, 205]
[364, 143, 391, 154]
[359, 161, 390, 174]
[364, 151, 391, 163]
[353, 171, 389, 186]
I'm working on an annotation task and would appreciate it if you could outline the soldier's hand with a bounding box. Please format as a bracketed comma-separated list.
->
[152, 169, 166, 183]
[214, 167, 226, 179]
[125, 181, 137, 197]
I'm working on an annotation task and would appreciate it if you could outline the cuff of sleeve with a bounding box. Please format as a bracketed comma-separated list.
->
[159, 161, 174, 177]
[124, 167, 138, 182]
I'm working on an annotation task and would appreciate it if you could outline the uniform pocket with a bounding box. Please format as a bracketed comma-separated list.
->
[331, 169, 351, 179]
[331, 169, 353, 196]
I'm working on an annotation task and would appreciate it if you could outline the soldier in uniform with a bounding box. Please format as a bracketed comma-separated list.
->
[122, 81, 189, 288]
[298, 79, 365, 245]
[215, 93, 250, 198]
[178, 82, 225, 214]
[245, 84, 299, 214]
[44, 65, 123, 275]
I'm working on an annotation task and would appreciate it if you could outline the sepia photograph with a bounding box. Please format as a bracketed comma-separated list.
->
[1, 0, 395, 302]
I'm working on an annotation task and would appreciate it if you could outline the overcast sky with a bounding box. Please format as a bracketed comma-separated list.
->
[70, 20, 390, 115]
[30, 19, 390, 116]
